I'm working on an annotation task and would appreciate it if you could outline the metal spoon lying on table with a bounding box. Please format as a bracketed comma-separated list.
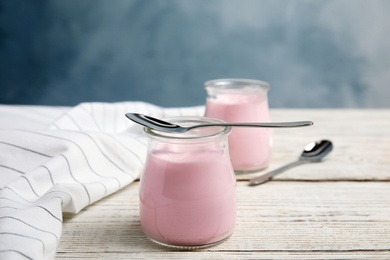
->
[125, 113, 313, 133]
[248, 140, 333, 186]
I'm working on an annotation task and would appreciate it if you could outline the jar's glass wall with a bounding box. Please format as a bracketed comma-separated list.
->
[139, 117, 236, 249]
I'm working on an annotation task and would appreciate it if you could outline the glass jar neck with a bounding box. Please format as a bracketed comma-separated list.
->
[204, 78, 270, 93]
[144, 116, 231, 145]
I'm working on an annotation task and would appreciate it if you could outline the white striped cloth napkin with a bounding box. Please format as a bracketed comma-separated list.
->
[0, 102, 204, 260]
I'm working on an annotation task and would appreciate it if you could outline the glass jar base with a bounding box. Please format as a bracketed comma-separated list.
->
[147, 235, 231, 250]
[234, 166, 268, 174]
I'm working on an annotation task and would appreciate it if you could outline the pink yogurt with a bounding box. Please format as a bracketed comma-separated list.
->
[205, 93, 272, 172]
[139, 147, 236, 247]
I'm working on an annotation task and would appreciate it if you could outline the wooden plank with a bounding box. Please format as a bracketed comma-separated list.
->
[236, 109, 390, 181]
[57, 181, 390, 258]
[56, 251, 390, 260]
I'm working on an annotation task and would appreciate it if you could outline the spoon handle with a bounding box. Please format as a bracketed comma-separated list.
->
[248, 160, 305, 186]
[189, 121, 313, 130]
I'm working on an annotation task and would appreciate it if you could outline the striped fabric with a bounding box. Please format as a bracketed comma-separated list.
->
[0, 102, 204, 260]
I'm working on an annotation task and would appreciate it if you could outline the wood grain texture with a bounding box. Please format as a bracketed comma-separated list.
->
[237, 109, 390, 181]
[56, 109, 390, 259]
[57, 182, 390, 259]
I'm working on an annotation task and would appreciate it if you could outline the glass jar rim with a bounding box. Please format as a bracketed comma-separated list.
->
[144, 116, 231, 141]
[204, 78, 270, 91]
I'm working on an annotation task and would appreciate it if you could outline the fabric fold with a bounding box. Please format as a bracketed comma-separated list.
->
[0, 102, 204, 259]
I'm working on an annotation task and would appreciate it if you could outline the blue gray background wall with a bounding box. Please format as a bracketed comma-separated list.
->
[1, 0, 389, 108]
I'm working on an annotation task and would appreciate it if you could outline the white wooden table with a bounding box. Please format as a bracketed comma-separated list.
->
[56, 109, 390, 259]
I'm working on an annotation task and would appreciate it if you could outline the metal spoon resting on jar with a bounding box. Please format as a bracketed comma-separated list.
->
[248, 140, 333, 186]
[125, 113, 313, 133]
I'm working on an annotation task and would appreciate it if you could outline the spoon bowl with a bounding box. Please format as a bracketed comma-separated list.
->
[300, 140, 333, 162]
[125, 113, 313, 133]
